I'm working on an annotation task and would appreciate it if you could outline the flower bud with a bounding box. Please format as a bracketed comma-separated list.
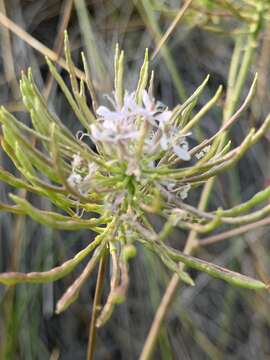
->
[122, 244, 137, 260]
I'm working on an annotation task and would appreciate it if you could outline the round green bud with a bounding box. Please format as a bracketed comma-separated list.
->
[122, 244, 137, 260]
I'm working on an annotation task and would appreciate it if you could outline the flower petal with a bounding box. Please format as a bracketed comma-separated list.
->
[156, 110, 172, 124]
[160, 134, 169, 150]
[142, 90, 152, 110]
[173, 145, 191, 161]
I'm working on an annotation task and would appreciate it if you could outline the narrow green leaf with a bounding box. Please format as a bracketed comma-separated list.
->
[165, 244, 267, 290]
[182, 85, 223, 133]
[56, 243, 105, 313]
[64, 31, 79, 95]
[180, 75, 210, 111]
[114, 44, 124, 108]
[135, 48, 149, 104]
[9, 194, 110, 230]
[46, 57, 90, 130]
[0, 236, 103, 285]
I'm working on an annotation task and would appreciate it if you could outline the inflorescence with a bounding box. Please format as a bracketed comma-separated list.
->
[0, 32, 269, 326]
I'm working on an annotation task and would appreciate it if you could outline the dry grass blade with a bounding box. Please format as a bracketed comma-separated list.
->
[151, 0, 193, 60]
[199, 216, 270, 246]
[0, 0, 19, 98]
[43, 0, 74, 99]
[0, 11, 87, 83]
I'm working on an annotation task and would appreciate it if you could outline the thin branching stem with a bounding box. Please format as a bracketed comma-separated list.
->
[87, 249, 108, 360]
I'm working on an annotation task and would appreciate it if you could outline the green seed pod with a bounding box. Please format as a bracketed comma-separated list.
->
[122, 244, 137, 260]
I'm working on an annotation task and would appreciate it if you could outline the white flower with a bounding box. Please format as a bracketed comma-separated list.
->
[90, 122, 139, 143]
[83, 162, 99, 183]
[161, 180, 177, 191]
[90, 89, 191, 162]
[67, 158, 99, 195]
[159, 128, 191, 161]
[71, 153, 82, 169]
[67, 173, 82, 188]
[98, 91, 139, 121]
[122, 91, 140, 114]
[156, 110, 173, 127]
[98, 90, 172, 133]
[195, 145, 211, 159]
[172, 139, 191, 161]
[68, 154, 84, 191]
[91, 92, 140, 144]
[177, 184, 191, 200]
[138, 90, 172, 126]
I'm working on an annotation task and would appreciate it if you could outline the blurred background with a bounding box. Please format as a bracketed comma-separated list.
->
[0, 0, 270, 359]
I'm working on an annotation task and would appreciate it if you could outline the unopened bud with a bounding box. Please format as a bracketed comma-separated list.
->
[122, 244, 137, 260]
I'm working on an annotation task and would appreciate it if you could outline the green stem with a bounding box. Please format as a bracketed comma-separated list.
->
[86, 249, 108, 360]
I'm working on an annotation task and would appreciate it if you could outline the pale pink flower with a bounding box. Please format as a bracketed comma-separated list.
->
[90, 89, 191, 161]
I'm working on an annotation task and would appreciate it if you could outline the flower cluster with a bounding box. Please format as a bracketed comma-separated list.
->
[68, 86, 192, 200]
[91, 89, 190, 160]
[0, 34, 269, 326]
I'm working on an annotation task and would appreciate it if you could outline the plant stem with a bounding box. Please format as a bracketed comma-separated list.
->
[199, 216, 270, 246]
[86, 251, 107, 360]
[139, 275, 179, 360]
[136, 0, 187, 101]
[139, 178, 212, 360]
